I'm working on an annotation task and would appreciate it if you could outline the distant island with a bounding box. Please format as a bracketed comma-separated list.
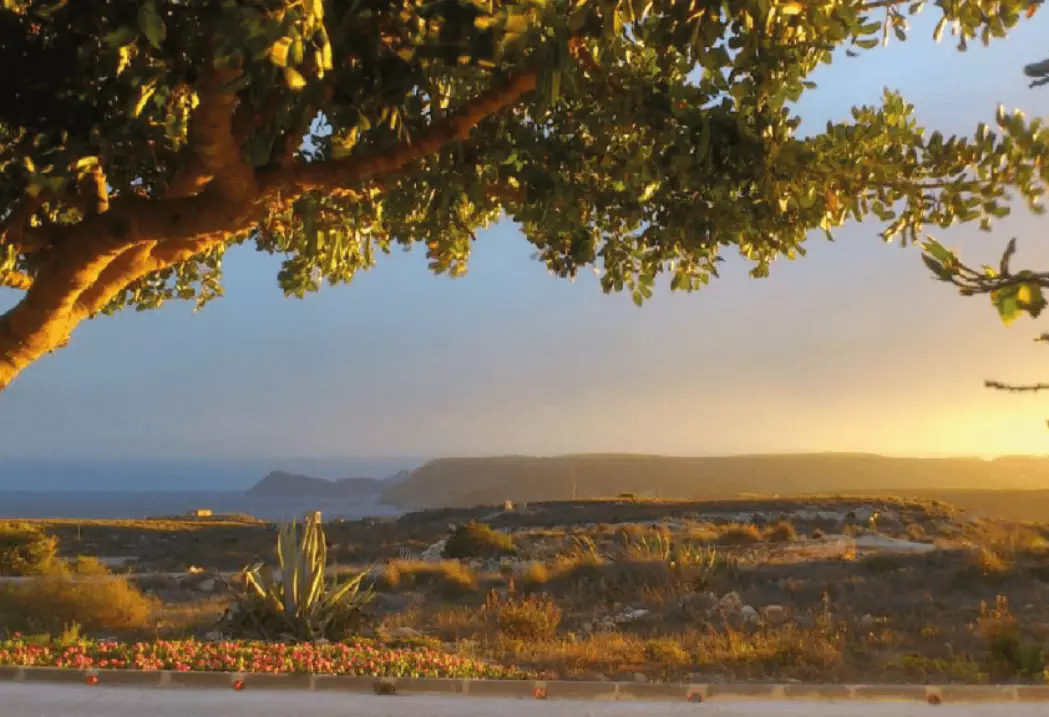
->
[247, 471, 387, 498]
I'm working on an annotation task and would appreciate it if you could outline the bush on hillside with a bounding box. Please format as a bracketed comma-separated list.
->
[764, 521, 797, 543]
[0, 557, 155, 635]
[379, 560, 478, 598]
[442, 522, 516, 559]
[0, 522, 58, 576]
[483, 591, 561, 641]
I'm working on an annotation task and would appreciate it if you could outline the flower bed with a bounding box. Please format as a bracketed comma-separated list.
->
[0, 638, 530, 680]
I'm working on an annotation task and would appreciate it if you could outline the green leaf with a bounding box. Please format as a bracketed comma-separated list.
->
[137, 1, 167, 50]
[129, 81, 157, 118]
[103, 26, 138, 49]
[991, 286, 1021, 325]
[284, 67, 307, 90]
[269, 37, 293, 67]
[922, 238, 955, 265]
[933, 16, 947, 43]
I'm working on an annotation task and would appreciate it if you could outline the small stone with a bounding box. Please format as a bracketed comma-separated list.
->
[633, 672, 649, 683]
[197, 578, 216, 593]
[762, 605, 788, 625]
[684, 592, 719, 613]
[719, 591, 743, 614]
[740, 605, 760, 624]
[388, 627, 422, 640]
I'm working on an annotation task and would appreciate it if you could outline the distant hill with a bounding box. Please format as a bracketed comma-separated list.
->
[248, 471, 384, 498]
[379, 453, 1049, 509]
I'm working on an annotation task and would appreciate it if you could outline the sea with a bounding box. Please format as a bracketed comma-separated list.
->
[0, 457, 423, 521]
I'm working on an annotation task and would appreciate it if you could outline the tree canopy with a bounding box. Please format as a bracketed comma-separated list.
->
[0, 0, 1046, 392]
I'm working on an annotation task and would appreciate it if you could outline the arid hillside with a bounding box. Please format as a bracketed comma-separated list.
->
[380, 453, 1049, 515]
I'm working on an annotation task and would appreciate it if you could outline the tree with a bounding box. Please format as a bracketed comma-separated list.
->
[0, 0, 1046, 392]
[917, 21, 1049, 413]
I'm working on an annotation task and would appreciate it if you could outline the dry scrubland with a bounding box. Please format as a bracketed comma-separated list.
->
[2, 496, 1049, 683]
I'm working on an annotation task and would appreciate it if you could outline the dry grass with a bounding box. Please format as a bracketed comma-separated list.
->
[715, 523, 764, 545]
[485, 623, 846, 680]
[378, 560, 478, 597]
[763, 521, 797, 543]
[0, 558, 157, 635]
[18, 517, 265, 532]
[482, 592, 562, 641]
[958, 546, 1015, 584]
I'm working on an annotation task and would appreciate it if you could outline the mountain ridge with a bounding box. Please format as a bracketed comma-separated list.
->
[380, 452, 1049, 509]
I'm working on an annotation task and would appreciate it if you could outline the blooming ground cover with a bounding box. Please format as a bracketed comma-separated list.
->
[0, 638, 531, 679]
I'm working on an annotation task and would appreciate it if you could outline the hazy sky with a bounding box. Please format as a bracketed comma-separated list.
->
[3, 13, 1049, 461]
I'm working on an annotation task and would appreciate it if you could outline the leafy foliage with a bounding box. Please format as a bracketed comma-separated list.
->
[0, 557, 156, 635]
[0, 0, 1047, 388]
[230, 512, 373, 642]
[0, 522, 57, 576]
[482, 590, 562, 641]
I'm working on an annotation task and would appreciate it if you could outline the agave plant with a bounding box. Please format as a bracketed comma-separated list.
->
[230, 512, 373, 642]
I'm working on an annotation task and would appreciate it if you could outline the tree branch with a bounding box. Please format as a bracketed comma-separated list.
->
[0, 66, 539, 391]
[281, 69, 538, 192]
[985, 379, 1049, 393]
[167, 64, 254, 200]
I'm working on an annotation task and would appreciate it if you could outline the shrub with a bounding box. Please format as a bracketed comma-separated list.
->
[763, 521, 797, 543]
[442, 522, 516, 559]
[518, 562, 551, 590]
[716, 523, 764, 545]
[645, 638, 690, 666]
[960, 546, 1013, 584]
[979, 596, 1046, 679]
[378, 560, 477, 598]
[0, 523, 58, 576]
[0, 558, 155, 634]
[483, 591, 561, 641]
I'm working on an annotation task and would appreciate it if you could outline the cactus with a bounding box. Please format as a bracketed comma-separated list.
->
[232, 512, 372, 642]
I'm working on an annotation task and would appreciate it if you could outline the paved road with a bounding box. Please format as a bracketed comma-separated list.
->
[0, 684, 1044, 717]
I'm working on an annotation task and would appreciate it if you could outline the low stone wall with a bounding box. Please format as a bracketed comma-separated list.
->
[2, 667, 1048, 704]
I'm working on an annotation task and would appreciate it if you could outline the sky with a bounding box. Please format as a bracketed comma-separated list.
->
[3, 11, 1049, 466]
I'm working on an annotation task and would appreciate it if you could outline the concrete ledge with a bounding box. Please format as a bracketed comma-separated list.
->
[616, 683, 688, 701]
[311, 675, 383, 693]
[783, 684, 854, 700]
[938, 686, 1017, 703]
[1016, 687, 1049, 702]
[94, 669, 165, 687]
[236, 673, 315, 690]
[165, 671, 235, 689]
[0, 666, 25, 682]
[19, 667, 92, 683]
[461, 679, 543, 699]
[5, 667, 1049, 703]
[707, 683, 786, 700]
[389, 678, 466, 696]
[851, 684, 931, 702]
[545, 681, 619, 701]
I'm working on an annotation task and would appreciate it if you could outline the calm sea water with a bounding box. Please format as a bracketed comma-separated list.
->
[0, 457, 423, 520]
[0, 491, 405, 521]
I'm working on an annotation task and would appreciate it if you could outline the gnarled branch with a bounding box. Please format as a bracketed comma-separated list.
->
[0, 66, 539, 391]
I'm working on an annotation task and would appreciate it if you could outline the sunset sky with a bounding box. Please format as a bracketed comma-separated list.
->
[3, 12, 1049, 461]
